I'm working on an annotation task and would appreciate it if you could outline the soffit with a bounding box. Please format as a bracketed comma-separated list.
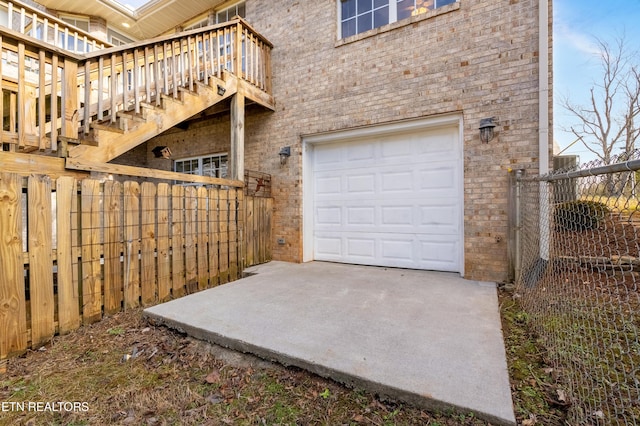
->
[36, 0, 227, 39]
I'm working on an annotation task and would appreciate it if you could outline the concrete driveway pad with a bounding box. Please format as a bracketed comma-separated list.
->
[144, 261, 515, 425]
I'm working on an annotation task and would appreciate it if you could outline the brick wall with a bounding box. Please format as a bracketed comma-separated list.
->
[146, 0, 552, 282]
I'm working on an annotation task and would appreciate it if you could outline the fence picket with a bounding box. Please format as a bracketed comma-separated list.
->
[28, 175, 55, 346]
[104, 181, 123, 314]
[197, 187, 209, 290]
[80, 179, 102, 324]
[0, 173, 27, 359]
[56, 176, 79, 333]
[124, 181, 141, 309]
[245, 195, 255, 267]
[218, 188, 229, 284]
[208, 187, 220, 286]
[156, 183, 171, 301]
[141, 182, 157, 305]
[184, 186, 197, 293]
[228, 188, 238, 281]
[171, 185, 185, 297]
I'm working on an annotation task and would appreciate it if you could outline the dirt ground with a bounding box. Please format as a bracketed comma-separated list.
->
[0, 288, 568, 426]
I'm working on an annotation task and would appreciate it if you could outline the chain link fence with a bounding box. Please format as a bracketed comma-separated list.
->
[514, 151, 640, 424]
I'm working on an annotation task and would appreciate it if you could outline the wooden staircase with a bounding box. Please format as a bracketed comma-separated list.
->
[0, 17, 274, 165]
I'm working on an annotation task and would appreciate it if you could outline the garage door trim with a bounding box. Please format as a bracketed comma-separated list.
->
[302, 114, 464, 275]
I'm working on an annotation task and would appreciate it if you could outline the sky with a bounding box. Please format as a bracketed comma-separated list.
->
[554, 0, 640, 163]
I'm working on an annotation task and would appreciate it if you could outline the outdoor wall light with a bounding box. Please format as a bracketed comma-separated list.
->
[279, 146, 291, 165]
[217, 84, 226, 96]
[479, 117, 497, 144]
[152, 146, 172, 159]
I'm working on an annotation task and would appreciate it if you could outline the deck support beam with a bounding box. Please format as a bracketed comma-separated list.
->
[230, 91, 245, 181]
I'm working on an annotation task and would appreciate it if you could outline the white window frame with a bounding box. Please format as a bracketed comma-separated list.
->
[338, 0, 458, 39]
[174, 153, 229, 184]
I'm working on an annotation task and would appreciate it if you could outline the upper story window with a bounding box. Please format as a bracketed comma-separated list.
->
[216, 1, 245, 24]
[59, 15, 89, 32]
[107, 28, 135, 46]
[340, 0, 458, 38]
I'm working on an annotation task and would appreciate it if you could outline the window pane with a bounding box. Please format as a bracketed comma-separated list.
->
[435, 0, 456, 7]
[357, 11, 373, 33]
[342, 18, 357, 38]
[373, 5, 389, 27]
[374, 0, 387, 7]
[357, 0, 373, 15]
[342, 0, 356, 19]
[397, 0, 414, 20]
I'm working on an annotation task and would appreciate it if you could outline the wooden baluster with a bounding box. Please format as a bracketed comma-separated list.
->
[171, 41, 178, 97]
[133, 49, 140, 114]
[50, 55, 58, 152]
[215, 29, 221, 78]
[187, 36, 193, 91]
[97, 56, 104, 121]
[122, 50, 129, 111]
[0, 36, 3, 148]
[162, 42, 170, 97]
[83, 60, 91, 134]
[17, 43, 25, 149]
[153, 44, 162, 105]
[144, 46, 151, 104]
[110, 53, 117, 123]
[38, 50, 46, 149]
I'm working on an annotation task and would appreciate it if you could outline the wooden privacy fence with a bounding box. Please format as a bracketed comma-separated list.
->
[0, 172, 272, 361]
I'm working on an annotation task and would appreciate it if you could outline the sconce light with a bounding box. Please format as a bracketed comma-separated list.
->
[479, 117, 497, 144]
[152, 146, 172, 159]
[217, 84, 226, 96]
[279, 146, 291, 165]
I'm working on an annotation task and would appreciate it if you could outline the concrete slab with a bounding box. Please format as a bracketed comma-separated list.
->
[144, 261, 515, 425]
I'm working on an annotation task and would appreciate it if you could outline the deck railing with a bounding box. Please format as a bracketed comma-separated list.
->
[0, 0, 110, 53]
[0, 16, 272, 152]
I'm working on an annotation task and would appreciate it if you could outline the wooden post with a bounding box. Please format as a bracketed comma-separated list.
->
[230, 92, 245, 180]
[208, 187, 219, 286]
[63, 59, 79, 139]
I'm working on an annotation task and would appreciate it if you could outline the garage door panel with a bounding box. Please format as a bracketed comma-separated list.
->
[315, 236, 342, 258]
[346, 173, 376, 194]
[311, 124, 461, 271]
[346, 206, 376, 226]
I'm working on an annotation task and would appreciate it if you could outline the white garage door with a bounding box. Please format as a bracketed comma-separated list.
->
[309, 124, 462, 272]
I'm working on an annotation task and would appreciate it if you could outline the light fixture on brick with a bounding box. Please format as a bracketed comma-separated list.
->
[479, 117, 497, 143]
[279, 146, 291, 165]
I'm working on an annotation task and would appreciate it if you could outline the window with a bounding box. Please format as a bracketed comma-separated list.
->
[216, 1, 246, 23]
[185, 18, 210, 31]
[107, 28, 135, 46]
[174, 153, 228, 182]
[340, 0, 457, 38]
[60, 15, 90, 33]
